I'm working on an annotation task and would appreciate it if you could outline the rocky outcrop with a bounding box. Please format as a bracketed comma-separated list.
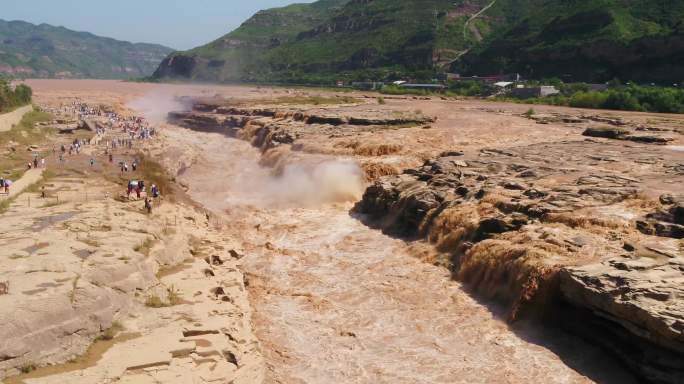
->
[153, 55, 199, 79]
[560, 256, 684, 384]
[354, 138, 684, 383]
[0, 172, 262, 381]
[176, 102, 435, 127]
[168, 101, 435, 157]
[583, 126, 674, 144]
[637, 195, 684, 239]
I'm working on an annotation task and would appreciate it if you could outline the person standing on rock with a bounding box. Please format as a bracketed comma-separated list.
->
[33, 157, 38, 169]
[144, 197, 152, 214]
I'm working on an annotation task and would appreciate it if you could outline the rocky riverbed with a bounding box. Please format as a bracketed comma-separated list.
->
[11, 79, 684, 384]
[170, 92, 684, 383]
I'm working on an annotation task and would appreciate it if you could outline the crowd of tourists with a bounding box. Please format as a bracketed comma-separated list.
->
[6, 100, 165, 211]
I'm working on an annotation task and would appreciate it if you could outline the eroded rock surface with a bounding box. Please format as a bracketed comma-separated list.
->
[355, 138, 684, 383]
[560, 253, 684, 383]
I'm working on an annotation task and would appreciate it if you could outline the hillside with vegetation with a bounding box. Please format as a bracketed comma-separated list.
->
[0, 19, 173, 79]
[154, 0, 349, 82]
[459, 0, 684, 84]
[154, 0, 684, 85]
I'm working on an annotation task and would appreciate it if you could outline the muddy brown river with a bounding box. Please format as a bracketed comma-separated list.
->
[165, 126, 636, 384]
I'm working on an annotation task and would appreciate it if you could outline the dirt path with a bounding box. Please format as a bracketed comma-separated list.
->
[167, 127, 635, 384]
[0, 105, 32, 133]
[1, 168, 43, 198]
[463, 0, 497, 41]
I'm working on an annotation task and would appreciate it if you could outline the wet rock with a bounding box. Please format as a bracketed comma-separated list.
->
[518, 169, 538, 178]
[582, 126, 629, 139]
[672, 204, 684, 225]
[523, 189, 548, 199]
[455, 186, 469, 197]
[355, 176, 443, 236]
[582, 127, 673, 145]
[474, 217, 519, 241]
[306, 115, 347, 126]
[440, 150, 464, 157]
[502, 181, 526, 190]
[624, 135, 674, 144]
[637, 203, 684, 239]
[660, 194, 684, 205]
[582, 115, 627, 126]
[654, 222, 684, 239]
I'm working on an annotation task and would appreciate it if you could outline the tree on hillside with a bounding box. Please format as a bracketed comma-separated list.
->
[0, 79, 33, 113]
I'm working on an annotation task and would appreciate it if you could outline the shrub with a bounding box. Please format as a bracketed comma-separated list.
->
[19, 362, 37, 373]
[569, 91, 609, 109]
[145, 295, 166, 308]
[133, 238, 155, 256]
[604, 90, 643, 111]
[97, 321, 123, 341]
[0, 79, 32, 112]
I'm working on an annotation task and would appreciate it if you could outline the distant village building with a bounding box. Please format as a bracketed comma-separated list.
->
[351, 81, 384, 90]
[447, 73, 519, 83]
[494, 81, 514, 89]
[398, 83, 447, 92]
[511, 86, 560, 99]
[588, 83, 609, 92]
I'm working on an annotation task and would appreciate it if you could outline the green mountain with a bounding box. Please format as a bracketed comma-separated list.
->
[154, 0, 349, 82]
[0, 19, 174, 79]
[154, 0, 684, 84]
[458, 0, 684, 84]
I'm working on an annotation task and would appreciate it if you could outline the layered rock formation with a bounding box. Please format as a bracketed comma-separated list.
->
[0, 170, 263, 382]
[354, 139, 684, 383]
[168, 99, 434, 180]
[560, 255, 684, 384]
